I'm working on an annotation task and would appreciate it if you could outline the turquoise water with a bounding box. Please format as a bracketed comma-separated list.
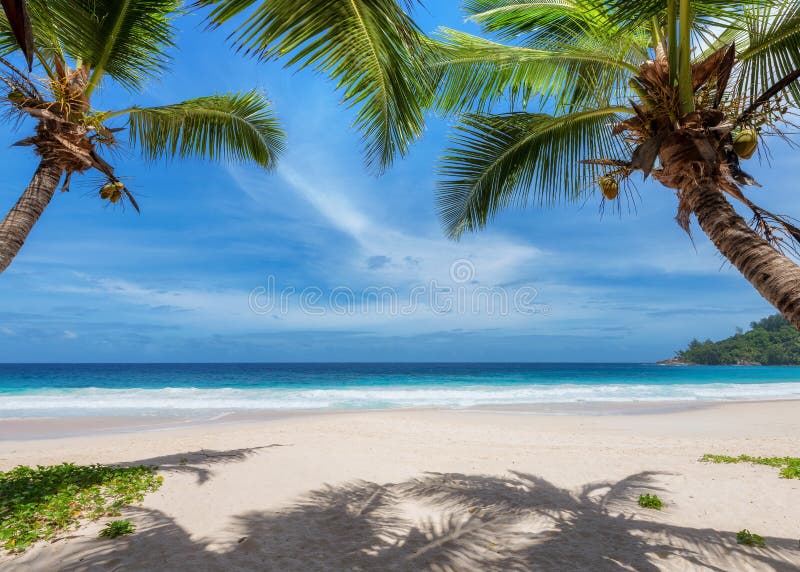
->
[1, 363, 800, 417]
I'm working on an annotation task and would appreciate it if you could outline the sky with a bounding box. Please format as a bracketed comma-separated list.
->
[0, 3, 792, 363]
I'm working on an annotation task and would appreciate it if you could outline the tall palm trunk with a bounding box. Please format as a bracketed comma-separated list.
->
[0, 159, 63, 273]
[687, 182, 800, 328]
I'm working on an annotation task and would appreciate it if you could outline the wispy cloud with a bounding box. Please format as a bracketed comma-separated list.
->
[277, 165, 374, 240]
[227, 162, 542, 290]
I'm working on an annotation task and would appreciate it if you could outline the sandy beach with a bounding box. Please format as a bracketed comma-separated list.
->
[1, 400, 799, 571]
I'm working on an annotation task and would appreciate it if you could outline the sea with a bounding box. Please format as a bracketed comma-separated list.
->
[1, 363, 800, 418]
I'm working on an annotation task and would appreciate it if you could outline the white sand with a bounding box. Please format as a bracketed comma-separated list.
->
[1, 400, 799, 571]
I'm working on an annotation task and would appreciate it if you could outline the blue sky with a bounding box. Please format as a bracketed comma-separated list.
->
[0, 3, 790, 362]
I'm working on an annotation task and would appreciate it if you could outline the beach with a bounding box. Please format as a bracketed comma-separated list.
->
[1, 400, 798, 571]
[4, 0, 800, 570]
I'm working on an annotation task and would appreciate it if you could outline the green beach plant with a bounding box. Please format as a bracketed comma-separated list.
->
[700, 453, 800, 479]
[426, 0, 800, 328]
[0, 463, 161, 552]
[99, 519, 135, 539]
[0, 0, 285, 273]
[637, 493, 664, 510]
[736, 529, 766, 547]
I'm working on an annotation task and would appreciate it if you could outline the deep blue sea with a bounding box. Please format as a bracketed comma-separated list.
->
[1, 363, 800, 418]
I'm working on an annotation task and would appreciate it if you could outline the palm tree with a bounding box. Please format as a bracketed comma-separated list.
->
[430, 1, 800, 328]
[0, 0, 285, 273]
[197, 0, 429, 173]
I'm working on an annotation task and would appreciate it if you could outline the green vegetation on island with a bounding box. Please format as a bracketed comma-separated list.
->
[675, 315, 800, 365]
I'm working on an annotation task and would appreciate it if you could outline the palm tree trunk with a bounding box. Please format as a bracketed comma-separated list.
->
[687, 182, 800, 328]
[0, 159, 63, 273]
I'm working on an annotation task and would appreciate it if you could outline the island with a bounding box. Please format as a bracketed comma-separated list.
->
[664, 314, 800, 365]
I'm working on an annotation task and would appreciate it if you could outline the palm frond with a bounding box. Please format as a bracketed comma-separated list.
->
[199, 0, 429, 172]
[734, 3, 800, 109]
[466, 1, 772, 50]
[605, 0, 771, 33]
[463, 0, 618, 46]
[42, 0, 180, 94]
[0, 22, 15, 56]
[126, 91, 285, 169]
[695, 24, 742, 61]
[437, 106, 631, 238]
[430, 27, 640, 115]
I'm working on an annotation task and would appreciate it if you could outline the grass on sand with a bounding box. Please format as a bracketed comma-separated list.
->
[700, 454, 800, 479]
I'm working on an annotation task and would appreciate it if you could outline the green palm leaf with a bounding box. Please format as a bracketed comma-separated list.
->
[735, 3, 800, 108]
[126, 91, 285, 169]
[0, 14, 20, 55]
[199, 0, 429, 172]
[430, 27, 641, 114]
[42, 0, 179, 94]
[464, 0, 628, 46]
[605, 0, 769, 32]
[466, 1, 768, 46]
[437, 107, 631, 238]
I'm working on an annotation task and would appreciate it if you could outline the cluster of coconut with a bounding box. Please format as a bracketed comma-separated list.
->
[99, 180, 125, 204]
[598, 127, 758, 201]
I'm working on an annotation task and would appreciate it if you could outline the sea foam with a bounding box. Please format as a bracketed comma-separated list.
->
[2, 382, 800, 417]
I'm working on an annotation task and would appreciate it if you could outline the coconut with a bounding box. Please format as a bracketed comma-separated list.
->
[100, 180, 125, 202]
[733, 129, 758, 160]
[599, 176, 619, 200]
[99, 183, 114, 200]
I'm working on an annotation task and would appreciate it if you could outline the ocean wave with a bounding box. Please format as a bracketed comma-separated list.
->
[2, 382, 800, 416]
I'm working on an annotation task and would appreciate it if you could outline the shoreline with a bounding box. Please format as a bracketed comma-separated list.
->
[2, 397, 800, 441]
[1, 400, 798, 570]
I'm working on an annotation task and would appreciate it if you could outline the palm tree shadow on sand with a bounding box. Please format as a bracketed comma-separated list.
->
[117, 445, 286, 485]
[29, 470, 800, 572]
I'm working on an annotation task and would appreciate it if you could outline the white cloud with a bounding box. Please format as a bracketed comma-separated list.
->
[277, 166, 374, 240]
[226, 163, 542, 289]
[30, 158, 763, 342]
[63, 330, 78, 339]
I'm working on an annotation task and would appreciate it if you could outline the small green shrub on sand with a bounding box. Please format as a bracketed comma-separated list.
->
[700, 454, 800, 479]
[778, 463, 800, 479]
[99, 519, 135, 538]
[637, 493, 663, 510]
[737, 529, 766, 547]
[0, 463, 161, 552]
